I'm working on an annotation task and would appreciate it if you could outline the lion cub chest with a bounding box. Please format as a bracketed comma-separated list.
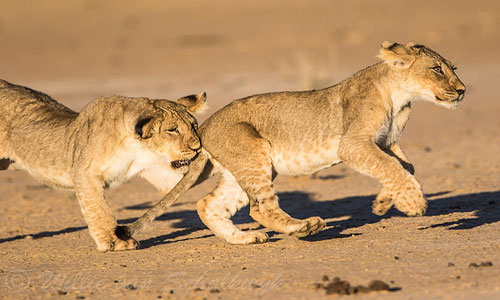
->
[101, 140, 182, 192]
[271, 136, 342, 176]
[375, 105, 411, 148]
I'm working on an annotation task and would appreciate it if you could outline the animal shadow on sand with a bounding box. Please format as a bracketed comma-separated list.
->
[128, 188, 500, 248]
[278, 189, 500, 242]
[1, 185, 499, 247]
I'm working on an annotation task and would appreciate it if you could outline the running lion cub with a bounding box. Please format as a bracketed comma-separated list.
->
[0, 79, 206, 251]
[122, 42, 465, 245]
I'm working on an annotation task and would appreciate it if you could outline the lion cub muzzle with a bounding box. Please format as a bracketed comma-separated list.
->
[171, 151, 200, 169]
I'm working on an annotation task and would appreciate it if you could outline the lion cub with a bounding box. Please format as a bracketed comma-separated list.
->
[123, 42, 465, 245]
[0, 79, 206, 251]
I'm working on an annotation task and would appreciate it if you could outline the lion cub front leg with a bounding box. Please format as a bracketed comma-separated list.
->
[374, 143, 415, 215]
[339, 137, 427, 217]
[386, 143, 414, 175]
[72, 174, 138, 252]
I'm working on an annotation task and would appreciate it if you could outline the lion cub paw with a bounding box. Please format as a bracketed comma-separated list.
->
[289, 216, 326, 238]
[372, 189, 394, 216]
[112, 237, 139, 251]
[95, 234, 139, 252]
[228, 231, 269, 245]
[394, 189, 427, 217]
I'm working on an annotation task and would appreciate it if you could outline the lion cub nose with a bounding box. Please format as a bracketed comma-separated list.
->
[456, 88, 465, 96]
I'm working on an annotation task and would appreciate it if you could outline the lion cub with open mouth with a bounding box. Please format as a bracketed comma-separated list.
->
[123, 42, 465, 245]
[0, 79, 206, 251]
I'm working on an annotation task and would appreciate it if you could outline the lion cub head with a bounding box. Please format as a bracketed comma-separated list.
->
[378, 41, 466, 109]
[134, 92, 207, 169]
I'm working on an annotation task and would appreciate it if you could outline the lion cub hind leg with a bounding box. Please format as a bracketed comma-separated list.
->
[249, 188, 326, 238]
[212, 124, 325, 238]
[196, 169, 268, 244]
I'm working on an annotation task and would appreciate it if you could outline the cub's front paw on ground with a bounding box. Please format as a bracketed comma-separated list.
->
[289, 216, 326, 238]
[95, 234, 139, 252]
[228, 231, 269, 245]
[394, 188, 428, 217]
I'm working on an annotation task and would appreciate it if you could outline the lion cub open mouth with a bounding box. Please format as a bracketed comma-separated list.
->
[171, 153, 199, 169]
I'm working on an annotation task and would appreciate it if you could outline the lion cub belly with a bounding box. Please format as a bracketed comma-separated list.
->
[271, 136, 342, 176]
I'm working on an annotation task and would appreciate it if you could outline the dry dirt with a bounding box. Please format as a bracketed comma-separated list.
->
[0, 1, 499, 299]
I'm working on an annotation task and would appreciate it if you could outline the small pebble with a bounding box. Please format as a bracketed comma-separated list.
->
[320, 276, 396, 295]
[369, 280, 390, 291]
[468, 262, 491, 268]
[251, 283, 261, 289]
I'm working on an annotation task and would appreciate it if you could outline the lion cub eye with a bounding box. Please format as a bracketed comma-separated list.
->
[166, 128, 179, 134]
[431, 66, 443, 74]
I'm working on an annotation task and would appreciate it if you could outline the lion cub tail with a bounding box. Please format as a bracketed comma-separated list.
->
[117, 151, 209, 239]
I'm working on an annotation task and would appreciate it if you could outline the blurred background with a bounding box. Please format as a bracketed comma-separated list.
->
[0, 0, 498, 118]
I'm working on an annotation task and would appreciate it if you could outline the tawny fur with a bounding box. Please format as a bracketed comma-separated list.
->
[124, 42, 466, 245]
[0, 79, 206, 252]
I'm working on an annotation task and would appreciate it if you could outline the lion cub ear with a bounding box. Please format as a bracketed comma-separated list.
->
[135, 116, 158, 139]
[377, 41, 416, 69]
[176, 92, 208, 114]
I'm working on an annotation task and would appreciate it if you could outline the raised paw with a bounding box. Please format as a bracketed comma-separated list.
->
[226, 231, 269, 245]
[372, 189, 394, 216]
[289, 216, 326, 238]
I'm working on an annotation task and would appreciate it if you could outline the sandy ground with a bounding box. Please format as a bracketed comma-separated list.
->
[1, 1, 500, 299]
